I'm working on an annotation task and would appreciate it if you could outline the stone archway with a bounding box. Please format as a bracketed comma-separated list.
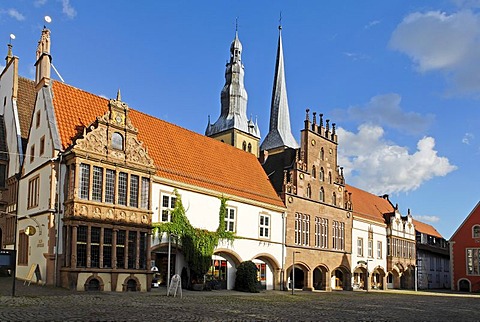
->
[401, 265, 415, 289]
[122, 275, 141, 292]
[287, 262, 309, 291]
[371, 266, 386, 290]
[211, 249, 243, 290]
[84, 274, 105, 291]
[313, 265, 329, 290]
[353, 266, 367, 290]
[251, 253, 281, 290]
[331, 266, 350, 290]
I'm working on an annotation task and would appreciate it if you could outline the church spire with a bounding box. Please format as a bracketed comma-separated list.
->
[34, 26, 52, 91]
[206, 22, 260, 151]
[261, 24, 299, 151]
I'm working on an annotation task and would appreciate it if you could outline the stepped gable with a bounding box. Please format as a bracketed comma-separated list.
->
[346, 184, 393, 224]
[412, 219, 442, 238]
[51, 80, 284, 208]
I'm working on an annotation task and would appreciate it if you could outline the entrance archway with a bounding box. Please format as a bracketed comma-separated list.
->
[458, 279, 471, 292]
[331, 266, 350, 290]
[211, 249, 242, 290]
[313, 265, 328, 290]
[353, 266, 367, 290]
[401, 265, 414, 289]
[289, 266, 305, 290]
[371, 266, 386, 290]
[252, 254, 280, 290]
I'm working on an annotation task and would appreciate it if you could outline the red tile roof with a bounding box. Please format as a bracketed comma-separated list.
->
[413, 219, 443, 238]
[345, 184, 393, 224]
[51, 81, 285, 209]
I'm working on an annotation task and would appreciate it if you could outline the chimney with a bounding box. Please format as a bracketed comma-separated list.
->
[34, 27, 52, 92]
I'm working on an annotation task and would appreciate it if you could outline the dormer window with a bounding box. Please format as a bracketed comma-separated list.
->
[473, 225, 480, 238]
[112, 132, 124, 150]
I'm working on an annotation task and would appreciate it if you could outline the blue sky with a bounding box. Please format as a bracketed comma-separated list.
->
[1, 0, 479, 238]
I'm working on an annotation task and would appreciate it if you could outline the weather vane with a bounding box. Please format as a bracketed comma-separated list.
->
[9, 33, 15, 45]
[44, 15, 52, 28]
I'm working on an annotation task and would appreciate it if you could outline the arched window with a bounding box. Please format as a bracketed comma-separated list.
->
[247, 143, 252, 153]
[111, 132, 124, 150]
[473, 225, 480, 238]
[319, 187, 324, 202]
[320, 168, 324, 181]
[307, 184, 312, 198]
[320, 148, 324, 160]
[332, 192, 337, 205]
[328, 172, 332, 184]
[312, 165, 316, 179]
[242, 141, 247, 151]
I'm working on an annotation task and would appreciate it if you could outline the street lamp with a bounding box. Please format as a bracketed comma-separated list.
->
[292, 251, 301, 295]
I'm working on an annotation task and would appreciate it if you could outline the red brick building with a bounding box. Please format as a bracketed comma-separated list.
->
[450, 202, 480, 292]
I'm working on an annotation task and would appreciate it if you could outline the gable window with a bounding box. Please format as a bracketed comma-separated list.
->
[27, 176, 40, 208]
[328, 172, 332, 184]
[79, 163, 90, 200]
[320, 148, 324, 160]
[247, 143, 252, 153]
[306, 184, 312, 198]
[36, 111, 41, 128]
[259, 214, 270, 238]
[319, 168, 324, 181]
[92, 166, 103, 202]
[473, 225, 480, 238]
[129, 175, 139, 208]
[112, 132, 124, 150]
[105, 169, 116, 203]
[39, 136, 45, 156]
[357, 238, 364, 257]
[332, 192, 336, 206]
[161, 194, 177, 222]
[30, 145, 35, 163]
[242, 141, 247, 151]
[312, 165, 316, 178]
[319, 187, 325, 202]
[117, 172, 128, 206]
[225, 207, 236, 232]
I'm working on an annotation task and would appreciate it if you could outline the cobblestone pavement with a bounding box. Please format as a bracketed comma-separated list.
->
[1, 277, 479, 321]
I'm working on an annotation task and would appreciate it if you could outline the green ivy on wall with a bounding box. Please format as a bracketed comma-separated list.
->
[152, 191, 234, 282]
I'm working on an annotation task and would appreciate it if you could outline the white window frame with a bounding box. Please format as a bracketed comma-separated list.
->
[357, 237, 364, 257]
[160, 193, 177, 223]
[225, 207, 236, 232]
[259, 213, 270, 239]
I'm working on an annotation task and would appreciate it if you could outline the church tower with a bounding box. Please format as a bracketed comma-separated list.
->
[205, 27, 260, 156]
[260, 24, 299, 155]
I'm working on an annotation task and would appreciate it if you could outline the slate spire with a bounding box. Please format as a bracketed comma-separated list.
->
[261, 24, 299, 151]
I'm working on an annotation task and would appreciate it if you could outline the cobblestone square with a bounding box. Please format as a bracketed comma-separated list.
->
[1, 277, 479, 321]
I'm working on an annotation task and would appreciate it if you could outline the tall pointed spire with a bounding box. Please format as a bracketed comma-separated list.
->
[34, 26, 52, 91]
[261, 24, 299, 151]
[206, 22, 260, 141]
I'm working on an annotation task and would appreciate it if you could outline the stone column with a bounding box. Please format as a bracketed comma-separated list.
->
[146, 232, 152, 270]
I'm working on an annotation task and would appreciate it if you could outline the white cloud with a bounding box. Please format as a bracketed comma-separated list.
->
[390, 10, 480, 95]
[333, 93, 434, 135]
[414, 215, 440, 223]
[365, 20, 380, 29]
[338, 124, 457, 194]
[34, 0, 48, 7]
[452, 0, 480, 8]
[343, 52, 369, 61]
[61, 0, 77, 19]
[5, 8, 25, 21]
[462, 132, 474, 144]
